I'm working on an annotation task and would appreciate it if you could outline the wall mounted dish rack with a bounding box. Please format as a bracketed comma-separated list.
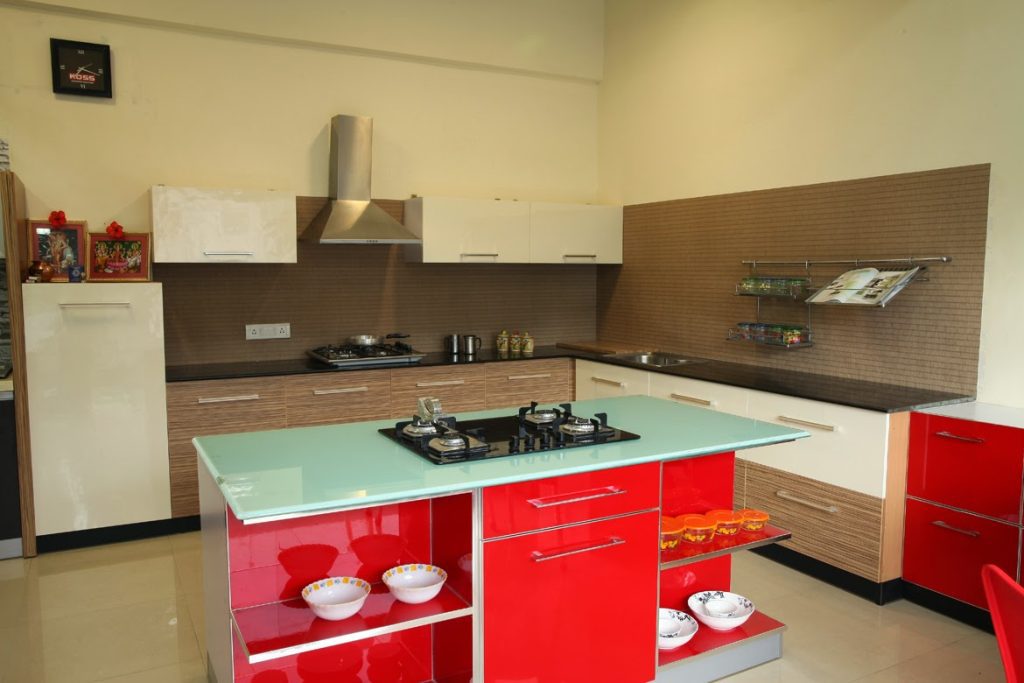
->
[729, 256, 952, 349]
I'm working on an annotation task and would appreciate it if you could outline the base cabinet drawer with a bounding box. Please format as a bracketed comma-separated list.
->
[390, 365, 486, 417]
[482, 462, 660, 538]
[903, 497, 1020, 608]
[575, 360, 650, 400]
[483, 510, 658, 683]
[283, 371, 391, 427]
[484, 358, 572, 409]
[744, 462, 883, 581]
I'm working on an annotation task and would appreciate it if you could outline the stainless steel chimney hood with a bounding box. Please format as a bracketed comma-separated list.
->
[302, 115, 421, 244]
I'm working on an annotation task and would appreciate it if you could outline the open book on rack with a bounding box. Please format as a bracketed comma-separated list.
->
[806, 266, 921, 306]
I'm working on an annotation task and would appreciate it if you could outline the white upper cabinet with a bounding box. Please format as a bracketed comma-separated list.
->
[529, 202, 622, 264]
[404, 197, 531, 263]
[151, 185, 297, 263]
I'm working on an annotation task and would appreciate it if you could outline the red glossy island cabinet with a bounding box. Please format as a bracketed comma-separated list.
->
[903, 411, 1024, 611]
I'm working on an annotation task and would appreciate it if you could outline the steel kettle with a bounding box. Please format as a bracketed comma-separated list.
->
[443, 335, 460, 355]
[459, 335, 482, 356]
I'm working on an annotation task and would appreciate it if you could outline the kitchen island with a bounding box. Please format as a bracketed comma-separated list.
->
[196, 395, 807, 682]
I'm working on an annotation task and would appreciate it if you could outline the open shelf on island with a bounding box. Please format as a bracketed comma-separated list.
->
[660, 524, 791, 570]
[231, 583, 473, 664]
[657, 610, 786, 670]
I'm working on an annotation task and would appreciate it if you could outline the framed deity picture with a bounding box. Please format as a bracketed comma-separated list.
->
[87, 233, 151, 281]
[29, 220, 86, 282]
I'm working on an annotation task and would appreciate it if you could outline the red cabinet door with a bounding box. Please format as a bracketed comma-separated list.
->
[903, 498, 1020, 608]
[483, 510, 659, 683]
[908, 413, 1024, 524]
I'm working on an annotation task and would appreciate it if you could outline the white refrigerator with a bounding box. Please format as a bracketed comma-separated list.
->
[23, 283, 171, 535]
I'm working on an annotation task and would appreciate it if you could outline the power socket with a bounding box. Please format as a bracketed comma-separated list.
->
[245, 323, 291, 340]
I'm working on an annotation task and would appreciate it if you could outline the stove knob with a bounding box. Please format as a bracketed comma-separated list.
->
[509, 435, 521, 452]
[524, 435, 535, 451]
[539, 431, 551, 448]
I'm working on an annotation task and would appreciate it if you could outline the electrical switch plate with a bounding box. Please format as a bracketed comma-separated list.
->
[245, 323, 291, 340]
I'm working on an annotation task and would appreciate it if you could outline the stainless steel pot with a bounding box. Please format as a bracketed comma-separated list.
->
[348, 332, 409, 346]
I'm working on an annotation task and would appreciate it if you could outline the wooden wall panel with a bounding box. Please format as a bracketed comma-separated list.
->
[597, 165, 989, 394]
[157, 199, 596, 365]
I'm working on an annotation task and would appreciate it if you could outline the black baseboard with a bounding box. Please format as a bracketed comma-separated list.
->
[37, 516, 201, 553]
[750, 544, 903, 605]
[901, 581, 994, 633]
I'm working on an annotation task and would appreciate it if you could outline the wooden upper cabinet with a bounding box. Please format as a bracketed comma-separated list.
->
[528, 202, 622, 264]
[151, 185, 297, 263]
[403, 196, 531, 263]
[283, 370, 392, 428]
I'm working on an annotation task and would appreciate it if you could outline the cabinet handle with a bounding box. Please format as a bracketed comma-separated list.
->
[775, 489, 839, 514]
[931, 520, 981, 538]
[670, 392, 714, 407]
[460, 253, 499, 258]
[777, 415, 837, 432]
[562, 254, 597, 260]
[59, 302, 131, 308]
[203, 250, 255, 256]
[590, 376, 625, 388]
[508, 373, 551, 381]
[934, 431, 985, 445]
[416, 379, 465, 387]
[527, 486, 627, 509]
[312, 386, 368, 396]
[531, 537, 625, 563]
[197, 394, 260, 404]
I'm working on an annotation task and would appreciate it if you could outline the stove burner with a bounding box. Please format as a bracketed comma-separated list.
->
[560, 415, 597, 435]
[524, 409, 559, 425]
[401, 417, 440, 438]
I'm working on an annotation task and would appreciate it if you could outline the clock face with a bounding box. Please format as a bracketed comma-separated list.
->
[50, 39, 112, 98]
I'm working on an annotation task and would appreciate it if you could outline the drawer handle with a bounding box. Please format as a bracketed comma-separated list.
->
[775, 489, 839, 514]
[777, 415, 837, 432]
[203, 250, 255, 256]
[508, 373, 552, 381]
[531, 537, 625, 563]
[590, 376, 625, 388]
[931, 520, 981, 538]
[563, 254, 598, 260]
[59, 302, 131, 308]
[527, 486, 627, 509]
[934, 431, 986, 445]
[197, 394, 260, 404]
[312, 386, 369, 396]
[416, 379, 466, 387]
[460, 253, 499, 259]
[670, 393, 714, 407]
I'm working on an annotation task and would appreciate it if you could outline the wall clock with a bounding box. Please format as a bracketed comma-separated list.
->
[50, 38, 112, 98]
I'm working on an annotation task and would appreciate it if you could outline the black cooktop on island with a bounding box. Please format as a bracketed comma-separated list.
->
[379, 399, 641, 465]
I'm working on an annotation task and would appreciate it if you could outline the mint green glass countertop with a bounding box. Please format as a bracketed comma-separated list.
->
[195, 395, 808, 521]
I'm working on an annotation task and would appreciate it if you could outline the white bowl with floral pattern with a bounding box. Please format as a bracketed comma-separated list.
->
[687, 590, 755, 631]
[658, 608, 698, 649]
[301, 576, 371, 621]
[382, 564, 447, 604]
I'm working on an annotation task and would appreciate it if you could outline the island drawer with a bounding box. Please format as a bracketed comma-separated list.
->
[484, 358, 572, 409]
[482, 462, 660, 538]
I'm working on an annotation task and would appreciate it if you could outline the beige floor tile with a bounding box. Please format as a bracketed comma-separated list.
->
[96, 657, 209, 683]
[173, 547, 204, 598]
[168, 531, 201, 555]
[0, 556, 37, 626]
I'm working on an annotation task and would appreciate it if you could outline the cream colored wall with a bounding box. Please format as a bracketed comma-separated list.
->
[0, 1, 601, 231]
[600, 0, 1024, 409]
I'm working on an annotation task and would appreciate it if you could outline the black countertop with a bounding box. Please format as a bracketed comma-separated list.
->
[166, 345, 973, 414]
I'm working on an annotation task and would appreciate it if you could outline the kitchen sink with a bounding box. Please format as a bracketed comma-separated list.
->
[608, 352, 709, 367]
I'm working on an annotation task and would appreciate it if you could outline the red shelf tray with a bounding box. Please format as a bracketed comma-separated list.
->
[660, 524, 791, 568]
[232, 584, 473, 663]
[657, 610, 785, 668]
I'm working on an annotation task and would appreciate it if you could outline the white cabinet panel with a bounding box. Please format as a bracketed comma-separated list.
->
[404, 197, 531, 263]
[648, 373, 748, 416]
[743, 389, 890, 497]
[529, 202, 622, 264]
[575, 360, 650, 399]
[24, 283, 171, 534]
[151, 185, 297, 263]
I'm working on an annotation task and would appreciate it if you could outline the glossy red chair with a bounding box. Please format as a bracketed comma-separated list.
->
[981, 563, 1024, 682]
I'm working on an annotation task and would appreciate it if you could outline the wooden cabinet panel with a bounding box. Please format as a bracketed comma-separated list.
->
[574, 360, 650, 399]
[167, 378, 286, 517]
[283, 370, 391, 427]
[389, 365, 486, 418]
[484, 358, 572, 409]
[744, 461, 884, 581]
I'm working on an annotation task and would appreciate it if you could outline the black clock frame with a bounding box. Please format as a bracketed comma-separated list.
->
[50, 38, 112, 98]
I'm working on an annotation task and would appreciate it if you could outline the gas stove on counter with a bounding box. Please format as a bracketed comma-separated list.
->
[308, 333, 425, 368]
[379, 398, 641, 465]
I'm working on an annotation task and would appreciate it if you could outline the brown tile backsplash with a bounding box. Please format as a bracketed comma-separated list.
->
[596, 164, 989, 394]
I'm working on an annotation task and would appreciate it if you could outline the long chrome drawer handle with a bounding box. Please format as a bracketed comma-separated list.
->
[670, 393, 714, 407]
[59, 302, 131, 307]
[531, 537, 625, 563]
[591, 376, 625, 388]
[197, 394, 260, 404]
[527, 486, 627, 509]
[935, 431, 985, 445]
[460, 253, 499, 258]
[312, 387, 369, 396]
[563, 254, 597, 259]
[931, 520, 981, 537]
[777, 415, 837, 432]
[508, 373, 552, 381]
[776, 489, 839, 514]
[416, 379, 465, 387]
[203, 250, 255, 256]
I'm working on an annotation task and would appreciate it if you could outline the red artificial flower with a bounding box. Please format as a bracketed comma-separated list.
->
[105, 220, 125, 239]
[48, 210, 67, 227]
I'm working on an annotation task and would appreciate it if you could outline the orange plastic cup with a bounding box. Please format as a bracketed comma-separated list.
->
[705, 509, 743, 535]
[660, 516, 685, 550]
[679, 514, 716, 544]
[738, 508, 770, 532]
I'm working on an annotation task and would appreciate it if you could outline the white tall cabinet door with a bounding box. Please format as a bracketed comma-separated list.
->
[529, 202, 623, 264]
[24, 283, 171, 535]
[575, 360, 650, 399]
[404, 197, 531, 263]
